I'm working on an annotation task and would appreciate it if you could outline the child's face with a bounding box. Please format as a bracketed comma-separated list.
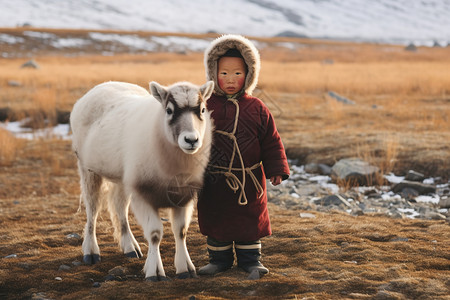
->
[217, 56, 246, 95]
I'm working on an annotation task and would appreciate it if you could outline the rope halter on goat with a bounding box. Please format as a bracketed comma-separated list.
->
[209, 97, 264, 206]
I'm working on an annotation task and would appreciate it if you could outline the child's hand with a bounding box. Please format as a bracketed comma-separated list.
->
[270, 176, 282, 186]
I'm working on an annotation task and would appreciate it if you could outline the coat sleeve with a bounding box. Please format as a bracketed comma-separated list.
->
[259, 105, 290, 180]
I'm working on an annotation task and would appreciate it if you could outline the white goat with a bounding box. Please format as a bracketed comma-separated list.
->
[70, 80, 214, 281]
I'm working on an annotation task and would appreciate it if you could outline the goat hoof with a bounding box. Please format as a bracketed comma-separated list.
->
[176, 271, 198, 279]
[145, 275, 171, 282]
[125, 250, 141, 258]
[83, 254, 101, 265]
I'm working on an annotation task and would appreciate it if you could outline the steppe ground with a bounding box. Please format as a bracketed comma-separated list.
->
[0, 29, 449, 299]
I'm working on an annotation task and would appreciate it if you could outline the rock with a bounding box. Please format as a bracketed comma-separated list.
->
[438, 197, 450, 208]
[300, 212, 316, 218]
[66, 233, 81, 240]
[305, 163, 331, 175]
[318, 164, 332, 175]
[274, 31, 308, 38]
[405, 170, 425, 182]
[392, 181, 436, 195]
[331, 158, 379, 186]
[104, 274, 117, 281]
[54, 277, 62, 281]
[321, 59, 334, 65]
[315, 194, 352, 207]
[305, 163, 319, 174]
[93, 282, 101, 288]
[21, 59, 40, 69]
[7, 80, 22, 87]
[58, 264, 71, 271]
[72, 260, 82, 267]
[267, 162, 448, 221]
[108, 266, 128, 276]
[399, 187, 419, 199]
[0, 107, 12, 122]
[56, 110, 71, 124]
[4, 254, 18, 259]
[31, 292, 51, 300]
[18, 262, 31, 270]
[405, 43, 417, 52]
[66, 233, 82, 246]
[425, 212, 447, 220]
[390, 237, 409, 242]
[433, 40, 442, 47]
[327, 91, 355, 105]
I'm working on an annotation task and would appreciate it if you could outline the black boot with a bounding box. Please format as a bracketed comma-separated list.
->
[198, 237, 234, 275]
[235, 240, 269, 275]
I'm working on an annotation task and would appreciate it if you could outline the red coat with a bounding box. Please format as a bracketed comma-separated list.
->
[197, 93, 290, 242]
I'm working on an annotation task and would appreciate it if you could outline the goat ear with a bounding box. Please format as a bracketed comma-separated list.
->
[200, 81, 214, 101]
[150, 81, 167, 103]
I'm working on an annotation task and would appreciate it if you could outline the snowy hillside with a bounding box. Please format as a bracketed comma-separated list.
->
[1, 0, 450, 45]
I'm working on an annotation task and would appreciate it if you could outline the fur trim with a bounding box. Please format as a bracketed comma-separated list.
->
[204, 34, 260, 96]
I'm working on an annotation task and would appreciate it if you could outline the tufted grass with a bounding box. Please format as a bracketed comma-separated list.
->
[0, 29, 449, 177]
[0, 127, 20, 166]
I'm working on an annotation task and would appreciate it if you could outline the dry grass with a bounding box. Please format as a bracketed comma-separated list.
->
[0, 28, 449, 178]
[0, 128, 20, 166]
[0, 29, 449, 299]
[0, 140, 449, 299]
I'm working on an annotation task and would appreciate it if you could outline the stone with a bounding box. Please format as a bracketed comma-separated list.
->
[21, 59, 40, 69]
[72, 260, 82, 267]
[318, 164, 332, 175]
[66, 233, 81, 240]
[58, 264, 71, 271]
[300, 212, 316, 218]
[405, 170, 425, 182]
[315, 194, 352, 207]
[405, 43, 417, 52]
[399, 187, 419, 199]
[7, 80, 22, 87]
[18, 262, 31, 270]
[305, 163, 320, 174]
[56, 110, 71, 124]
[425, 212, 447, 220]
[331, 158, 379, 186]
[438, 197, 450, 208]
[392, 181, 436, 195]
[0, 107, 12, 122]
[108, 266, 128, 276]
[327, 91, 355, 105]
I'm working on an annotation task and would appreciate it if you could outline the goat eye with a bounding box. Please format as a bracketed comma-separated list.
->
[201, 108, 205, 113]
[166, 107, 173, 115]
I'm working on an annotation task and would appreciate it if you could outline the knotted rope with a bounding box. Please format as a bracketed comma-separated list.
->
[209, 97, 264, 205]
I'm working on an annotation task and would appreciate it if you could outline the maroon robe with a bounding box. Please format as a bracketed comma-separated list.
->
[198, 93, 290, 242]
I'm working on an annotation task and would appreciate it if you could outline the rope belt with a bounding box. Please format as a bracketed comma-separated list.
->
[208, 97, 264, 206]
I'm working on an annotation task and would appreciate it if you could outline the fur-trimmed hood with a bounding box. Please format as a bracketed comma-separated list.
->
[204, 34, 260, 96]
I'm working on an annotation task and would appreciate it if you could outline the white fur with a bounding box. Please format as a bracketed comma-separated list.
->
[70, 80, 214, 279]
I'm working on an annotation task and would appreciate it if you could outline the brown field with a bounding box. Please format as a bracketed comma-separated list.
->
[0, 29, 449, 299]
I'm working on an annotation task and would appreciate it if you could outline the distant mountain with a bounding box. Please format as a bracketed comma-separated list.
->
[1, 0, 449, 45]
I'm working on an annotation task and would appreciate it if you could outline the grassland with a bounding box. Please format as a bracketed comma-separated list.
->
[0, 29, 449, 299]
[1, 28, 449, 177]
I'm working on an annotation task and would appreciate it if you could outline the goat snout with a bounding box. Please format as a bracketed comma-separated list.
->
[184, 136, 199, 146]
[178, 132, 202, 154]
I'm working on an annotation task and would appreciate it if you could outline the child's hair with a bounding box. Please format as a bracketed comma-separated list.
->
[219, 48, 248, 73]
[220, 48, 244, 59]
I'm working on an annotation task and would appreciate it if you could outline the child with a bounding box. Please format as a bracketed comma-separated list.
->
[197, 35, 290, 277]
